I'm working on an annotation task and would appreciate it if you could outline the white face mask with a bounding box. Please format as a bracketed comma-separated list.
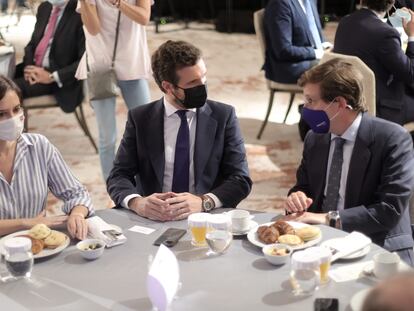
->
[0, 114, 24, 141]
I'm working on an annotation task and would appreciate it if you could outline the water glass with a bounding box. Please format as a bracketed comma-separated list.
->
[206, 214, 232, 255]
[3, 237, 34, 280]
[290, 250, 320, 296]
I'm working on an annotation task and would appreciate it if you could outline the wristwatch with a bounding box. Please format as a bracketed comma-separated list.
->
[326, 211, 342, 229]
[49, 73, 55, 83]
[200, 195, 215, 212]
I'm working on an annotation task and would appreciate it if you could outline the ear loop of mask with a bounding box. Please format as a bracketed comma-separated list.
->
[325, 98, 342, 123]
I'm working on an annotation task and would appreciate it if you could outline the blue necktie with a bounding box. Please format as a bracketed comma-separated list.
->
[323, 137, 346, 211]
[304, 0, 323, 50]
[172, 110, 190, 193]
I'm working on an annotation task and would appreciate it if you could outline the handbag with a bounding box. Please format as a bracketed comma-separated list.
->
[86, 11, 121, 100]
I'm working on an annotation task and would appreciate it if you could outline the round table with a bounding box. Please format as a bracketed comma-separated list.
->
[0, 209, 387, 311]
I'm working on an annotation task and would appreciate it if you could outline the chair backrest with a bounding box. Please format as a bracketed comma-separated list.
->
[254, 9, 266, 62]
[320, 52, 376, 116]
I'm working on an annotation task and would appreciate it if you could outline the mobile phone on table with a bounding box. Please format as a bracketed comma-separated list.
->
[153, 228, 187, 247]
[314, 298, 339, 311]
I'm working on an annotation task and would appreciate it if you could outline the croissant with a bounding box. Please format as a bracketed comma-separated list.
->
[272, 221, 295, 235]
[258, 225, 280, 244]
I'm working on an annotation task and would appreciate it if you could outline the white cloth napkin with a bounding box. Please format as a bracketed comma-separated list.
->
[0, 45, 14, 56]
[86, 216, 126, 248]
[331, 231, 372, 262]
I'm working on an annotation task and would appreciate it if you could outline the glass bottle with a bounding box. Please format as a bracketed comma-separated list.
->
[4, 237, 34, 279]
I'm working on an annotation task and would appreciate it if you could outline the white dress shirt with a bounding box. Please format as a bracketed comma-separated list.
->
[297, 0, 305, 12]
[323, 113, 362, 211]
[122, 97, 222, 209]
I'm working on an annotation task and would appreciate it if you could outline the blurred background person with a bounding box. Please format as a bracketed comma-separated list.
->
[0, 76, 93, 240]
[77, 0, 152, 183]
[13, 0, 85, 119]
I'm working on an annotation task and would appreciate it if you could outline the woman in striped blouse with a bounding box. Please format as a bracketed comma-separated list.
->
[0, 76, 93, 239]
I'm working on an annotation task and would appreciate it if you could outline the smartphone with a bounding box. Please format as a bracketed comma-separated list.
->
[153, 228, 187, 247]
[314, 298, 339, 311]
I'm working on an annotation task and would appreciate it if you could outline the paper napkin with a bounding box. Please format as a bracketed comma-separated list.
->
[331, 231, 372, 262]
[86, 216, 127, 248]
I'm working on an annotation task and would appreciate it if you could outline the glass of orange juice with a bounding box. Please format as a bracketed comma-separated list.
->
[305, 246, 332, 284]
[188, 213, 210, 247]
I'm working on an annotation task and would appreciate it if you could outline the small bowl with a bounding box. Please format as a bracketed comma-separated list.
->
[76, 239, 105, 260]
[262, 243, 292, 265]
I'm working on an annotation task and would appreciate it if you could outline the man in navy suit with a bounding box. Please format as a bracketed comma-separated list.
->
[334, 0, 414, 125]
[107, 40, 252, 221]
[262, 0, 330, 84]
[283, 59, 414, 265]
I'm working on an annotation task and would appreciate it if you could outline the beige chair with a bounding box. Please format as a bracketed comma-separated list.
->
[254, 9, 303, 139]
[23, 95, 98, 153]
[320, 52, 376, 116]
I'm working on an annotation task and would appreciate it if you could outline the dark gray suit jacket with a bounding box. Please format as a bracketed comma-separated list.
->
[290, 114, 414, 252]
[107, 98, 252, 208]
[334, 8, 414, 124]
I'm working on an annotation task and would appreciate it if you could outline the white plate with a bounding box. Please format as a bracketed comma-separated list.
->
[361, 261, 412, 281]
[247, 221, 322, 250]
[0, 230, 70, 259]
[232, 220, 258, 236]
[321, 238, 370, 260]
[350, 288, 371, 311]
[110, 224, 123, 234]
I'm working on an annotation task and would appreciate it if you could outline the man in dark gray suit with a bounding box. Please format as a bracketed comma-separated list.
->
[107, 40, 252, 222]
[334, 0, 414, 125]
[283, 59, 414, 265]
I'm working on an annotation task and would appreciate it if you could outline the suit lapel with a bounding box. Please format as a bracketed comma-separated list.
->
[344, 114, 373, 209]
[310, 134, 331, 210]
[290, 0, 314, 46]
[53, 3, 71, 39]
[145, 100, 165, 190]
[194, 103, 217, 192]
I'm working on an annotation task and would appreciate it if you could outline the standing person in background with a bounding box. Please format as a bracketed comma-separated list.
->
[76, 0, 152, 183]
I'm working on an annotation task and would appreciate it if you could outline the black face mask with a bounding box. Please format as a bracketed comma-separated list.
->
[173, 84, 207, 109]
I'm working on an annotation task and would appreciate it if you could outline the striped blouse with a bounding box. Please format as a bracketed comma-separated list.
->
[0, 134, 93, 219]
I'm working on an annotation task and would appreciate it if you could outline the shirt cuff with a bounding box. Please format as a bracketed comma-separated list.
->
[408, 37, 414, 42]
[206, 193, 223, 209]
[322, 41, 333, 49]
[52, 71, 63, 88]
[122, 194, 141, 209]
[314, 49, 324, 60]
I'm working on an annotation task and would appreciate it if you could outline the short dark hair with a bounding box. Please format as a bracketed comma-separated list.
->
[298, 58, 367, 113]
[361, 0, 394, 12]
[151, 40, 202, 92]
[0, 75, 22, 104]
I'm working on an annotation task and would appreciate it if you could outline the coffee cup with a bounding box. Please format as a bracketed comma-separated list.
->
[227, 209, 251, 232]
[373, 252, 400, 279]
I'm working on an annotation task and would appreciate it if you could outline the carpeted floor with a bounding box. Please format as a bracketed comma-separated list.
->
[0, 13, 337, 213]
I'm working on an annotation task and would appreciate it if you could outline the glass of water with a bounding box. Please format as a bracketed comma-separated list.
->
[290, 250, 320, 296]
[206, 214, 232, 255]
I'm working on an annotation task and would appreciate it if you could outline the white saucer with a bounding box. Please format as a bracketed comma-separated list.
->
[350, 288, 371, 311]
[361, 261, 411, 281]
[232, 221, 258, 236]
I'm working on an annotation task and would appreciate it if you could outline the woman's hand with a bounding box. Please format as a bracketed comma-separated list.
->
[26, 210, 68, 227]
[67, 206, 89, 240]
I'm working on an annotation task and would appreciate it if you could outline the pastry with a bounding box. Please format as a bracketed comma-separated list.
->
[18, 235, 45, 255]
[29, 224, 51, 240]
[257, 225, 280, 244]
[278, 234, 303, 246]
[295, 226, 321, 242]
[44, 230, 66, 249]
[272, 221, 295, 235]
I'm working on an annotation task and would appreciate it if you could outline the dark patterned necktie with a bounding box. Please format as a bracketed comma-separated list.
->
[323, 137, 346, 211]
[171, 110, 190, 192]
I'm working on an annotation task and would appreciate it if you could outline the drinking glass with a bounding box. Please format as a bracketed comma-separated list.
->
[188, 213, 210, 247]
[290, 250, 320, 296]
[206, 214, 232, 255]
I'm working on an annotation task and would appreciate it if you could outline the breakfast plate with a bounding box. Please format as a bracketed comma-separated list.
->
[0, 230, 70, 259]
[247, 221, 322, 250]
[232, 220, 258, 236]
[321, 238, 370, 260]
[350, 288, 371, 311]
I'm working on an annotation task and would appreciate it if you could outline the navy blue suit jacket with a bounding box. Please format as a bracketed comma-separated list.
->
[334, 8, 414, 125]
[262, 0, 324, 84]
[290, 114, 414, 253]
[107, 98, 252, 208]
